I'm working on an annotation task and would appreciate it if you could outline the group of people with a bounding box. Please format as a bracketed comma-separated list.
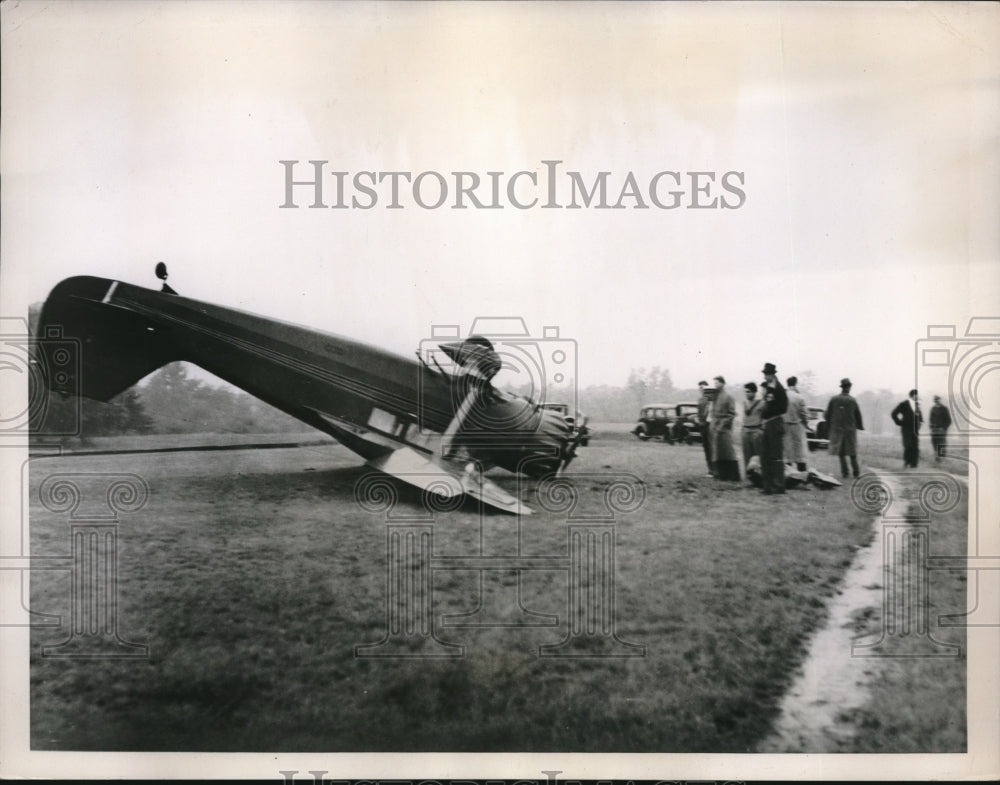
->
[695, 362, 804, 495]
[694, 365, 955, 495]
[890, 389, 953, 467]
[824, 383, 953, 473]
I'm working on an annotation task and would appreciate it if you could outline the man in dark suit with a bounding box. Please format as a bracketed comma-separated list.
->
[891, 389, 923, 468]
[759, 362, 788, 494]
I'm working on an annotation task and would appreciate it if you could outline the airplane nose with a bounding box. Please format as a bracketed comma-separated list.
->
[438, 340, 501, 380]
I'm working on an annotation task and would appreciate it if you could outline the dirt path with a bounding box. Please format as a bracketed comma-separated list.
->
[757, 469, 935, 752]
[756, 510, 885, 750]
[759, 466, 970, 751]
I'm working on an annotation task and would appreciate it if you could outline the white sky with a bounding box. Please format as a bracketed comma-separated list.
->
[2, 1, 998, 397]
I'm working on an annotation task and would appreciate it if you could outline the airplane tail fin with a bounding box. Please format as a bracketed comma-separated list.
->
[36, 276, 181, 401]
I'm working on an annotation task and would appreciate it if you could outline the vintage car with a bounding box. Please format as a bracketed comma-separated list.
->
[806, 406, 829, 450]
[632, 402, 702, 444]
[540, 402, 591, 446]
[670, 402, 703, 444]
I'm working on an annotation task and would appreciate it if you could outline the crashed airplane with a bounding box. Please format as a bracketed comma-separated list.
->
[36, 269, 587, 514]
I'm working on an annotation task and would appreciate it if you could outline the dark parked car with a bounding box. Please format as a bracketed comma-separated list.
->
[632, 402, 672, 441]
[632, 402, 702, 444]
[670, 402, 703, 444]
[540, 402, 591, 446]
[806, 406, 829, 450]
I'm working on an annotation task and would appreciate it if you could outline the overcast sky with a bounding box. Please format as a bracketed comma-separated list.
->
[2, 1, 998, 398]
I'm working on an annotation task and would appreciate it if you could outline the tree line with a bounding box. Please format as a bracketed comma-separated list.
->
[28, 305, 302, 442]
[30, 361, 305, 442]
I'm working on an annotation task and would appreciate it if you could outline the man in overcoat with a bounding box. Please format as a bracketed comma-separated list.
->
[759, 362, 788, 494]
[710, 375, 740, 481]
[929, 395, 952, 460]
[825, 378, 864, 478]
[696, 380, 715, 477]
[783, 376, 809, 471]
[891, 389, 923, 468]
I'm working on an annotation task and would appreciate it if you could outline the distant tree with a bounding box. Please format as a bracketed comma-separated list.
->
[77, 389, 155, 436]
[855, 388, 897, 435]
[32, 387, 155, 442]
[137, 362, 306, 434]
[627, 368, 648, 407]
[236, 393, 305, 433]
[797, 370, 819, 403]
[138, 363, 206, 433]
[579, 384, 637, 422]
[648, 365, 674, 401]
[626, 366, 674, 407]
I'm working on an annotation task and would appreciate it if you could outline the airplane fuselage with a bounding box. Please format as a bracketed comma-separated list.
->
[36, 276, 570, 479]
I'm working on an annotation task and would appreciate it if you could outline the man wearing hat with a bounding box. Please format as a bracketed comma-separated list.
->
[825, 378, 864, 478]
[891, 389, 923, 468]
[784, 376, 810, 472]
[759, 363, 789, 494]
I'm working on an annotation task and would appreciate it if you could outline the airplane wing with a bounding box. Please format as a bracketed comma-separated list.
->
[315, 409, 530, 514]
[807, 468, 843, 488]
[366, 446, 530, 515]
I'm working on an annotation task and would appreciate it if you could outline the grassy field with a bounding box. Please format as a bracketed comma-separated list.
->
[27, 425, 965, 752]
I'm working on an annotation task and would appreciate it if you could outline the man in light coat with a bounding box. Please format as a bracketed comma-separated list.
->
[783, 376, 809, 472]
[711, 375, 740, 481]
[696, 380, 715, 477]
[825, 378, 864, 478]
